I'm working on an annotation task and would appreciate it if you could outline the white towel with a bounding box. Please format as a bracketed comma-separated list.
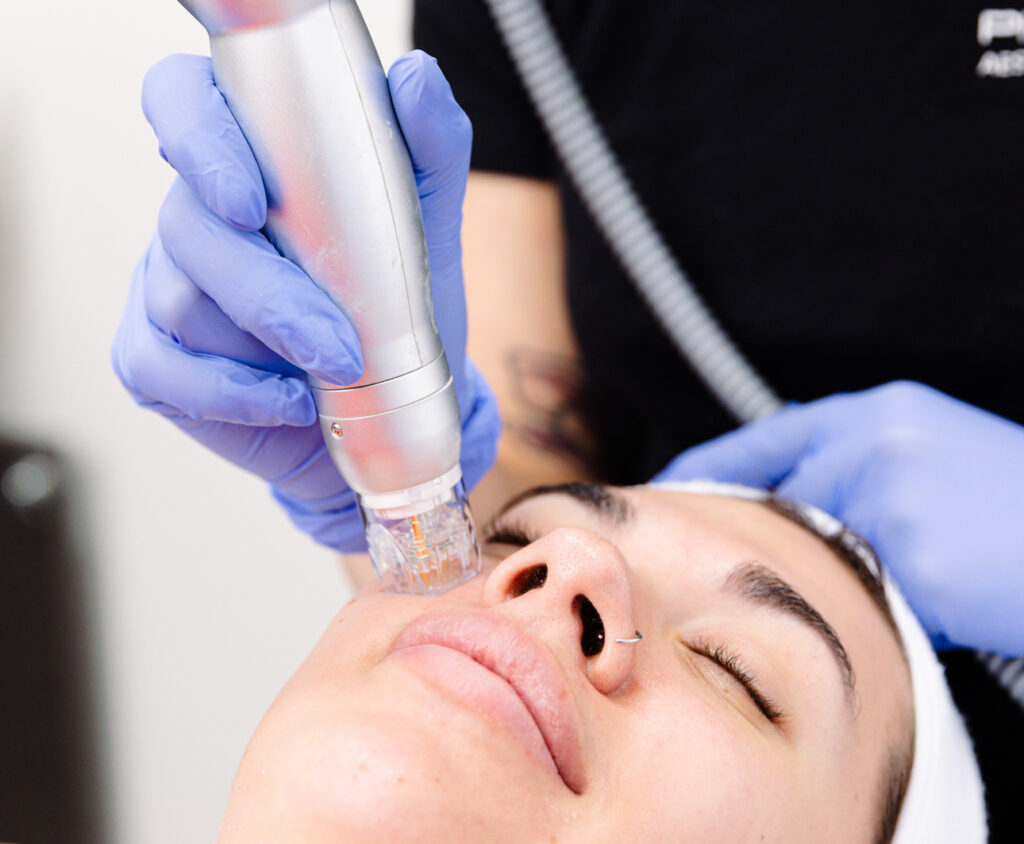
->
[647, 481, 987, 842]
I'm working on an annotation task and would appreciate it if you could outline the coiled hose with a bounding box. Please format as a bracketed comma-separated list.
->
[480, 0, 782, 425]
[480, 0, 1024, 709]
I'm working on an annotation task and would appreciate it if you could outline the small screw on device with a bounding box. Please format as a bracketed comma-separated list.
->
[330, 423, 344, 438]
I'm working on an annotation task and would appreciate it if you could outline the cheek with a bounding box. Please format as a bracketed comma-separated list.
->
[224, 698, 445, 842]
[578, 680, 802, 842]
[225, 653, 573, 841]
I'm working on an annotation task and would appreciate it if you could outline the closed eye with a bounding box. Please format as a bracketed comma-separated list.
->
[485, 516, 785, 726]
[482, 519, 538, 548]
[689, 637, 785, 725]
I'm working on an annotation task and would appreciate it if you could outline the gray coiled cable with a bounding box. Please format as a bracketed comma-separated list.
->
[481, 0, 782, 425]
[481, 0, 1024, 709]
[983, 653, 1024, 705]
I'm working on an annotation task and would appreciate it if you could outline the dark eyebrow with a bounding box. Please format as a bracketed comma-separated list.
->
[725, 562, 856, 704]
[493, 481, 633, 526]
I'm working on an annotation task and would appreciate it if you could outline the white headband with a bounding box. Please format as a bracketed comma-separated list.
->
[647, 481, 987, 843]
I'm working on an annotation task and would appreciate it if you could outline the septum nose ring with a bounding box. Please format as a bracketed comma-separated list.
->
[614, 631, 643, 644]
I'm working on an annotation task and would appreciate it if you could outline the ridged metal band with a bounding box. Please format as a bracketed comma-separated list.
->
[311, 353, 451, 421]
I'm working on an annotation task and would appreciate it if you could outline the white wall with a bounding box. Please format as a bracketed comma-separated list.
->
[0, 2, 412, 841]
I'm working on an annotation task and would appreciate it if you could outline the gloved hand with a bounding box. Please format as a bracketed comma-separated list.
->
[112, 51, 500, 552]
[658, 381, 1024, 656]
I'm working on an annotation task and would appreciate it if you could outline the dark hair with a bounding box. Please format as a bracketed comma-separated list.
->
[761, 497, 914, 844]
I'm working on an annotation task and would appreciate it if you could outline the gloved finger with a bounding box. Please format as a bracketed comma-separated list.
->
[113, 265, 316, 427]
[143, 234, 302, 378]
[124, 327, 314, 427]
[389, 51, 471, 398]
[274, 482, 366, 552]
[267, 440, 365, 551]
[158, 177, 364, 386]
[171, 414, 335, 486]
[458, 360, 502, 491]
[773, 444, 855, 516]
[389, 51, 472, 231]
[654, 402, 823, 488]
[267, 430, 350, 500]
[142, 54, 267, 232]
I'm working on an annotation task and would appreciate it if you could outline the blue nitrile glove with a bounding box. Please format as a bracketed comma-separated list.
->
[112, 51, 500, 552]
[658, 381, 1024, 656]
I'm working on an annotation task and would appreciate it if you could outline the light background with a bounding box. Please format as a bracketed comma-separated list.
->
[0, 1, 413, 841]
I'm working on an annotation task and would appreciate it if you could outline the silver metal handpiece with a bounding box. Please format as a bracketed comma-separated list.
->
[177, 0, 479, 593]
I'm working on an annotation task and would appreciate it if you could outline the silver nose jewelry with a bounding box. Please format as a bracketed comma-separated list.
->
[614, 631, 643, 644]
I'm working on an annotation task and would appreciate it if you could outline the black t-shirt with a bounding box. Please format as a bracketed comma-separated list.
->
[415, 0, 1024, 485]
[416, 2, 1023, 836]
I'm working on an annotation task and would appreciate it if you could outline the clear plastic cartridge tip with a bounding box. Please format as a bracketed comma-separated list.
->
[359, 471, 480, 595]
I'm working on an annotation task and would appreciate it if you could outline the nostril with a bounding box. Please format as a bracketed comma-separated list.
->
[573, 595, 605, 657]
[509, 564, 548, 598]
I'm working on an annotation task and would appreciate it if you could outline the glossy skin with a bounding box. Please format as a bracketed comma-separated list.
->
[219, 489, 912, 843]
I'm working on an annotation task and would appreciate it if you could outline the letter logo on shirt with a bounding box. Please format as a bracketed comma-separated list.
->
[977, 9, 1024, 76]
[978, 9, 1024, 45]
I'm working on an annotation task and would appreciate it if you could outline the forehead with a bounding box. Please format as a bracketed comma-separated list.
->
[506, 487, 853, 597]
[629, 489, 850, 591]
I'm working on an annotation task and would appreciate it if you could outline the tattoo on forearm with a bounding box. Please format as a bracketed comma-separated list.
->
[505, 347, 600, 470]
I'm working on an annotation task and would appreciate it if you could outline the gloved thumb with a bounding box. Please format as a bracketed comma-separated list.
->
[654, 402, 819, 489]
[388, 51, 472, 233]
[388, 50, 473, 410]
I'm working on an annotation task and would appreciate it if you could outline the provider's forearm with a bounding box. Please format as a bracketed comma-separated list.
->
[462, 171, 600, 521]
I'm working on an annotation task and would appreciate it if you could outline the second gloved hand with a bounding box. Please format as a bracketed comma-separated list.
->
[112, 51, 499, 552]
[658, 381, 1024, 657]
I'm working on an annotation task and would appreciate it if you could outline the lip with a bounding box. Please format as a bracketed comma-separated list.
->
[388, 610, 586, 793]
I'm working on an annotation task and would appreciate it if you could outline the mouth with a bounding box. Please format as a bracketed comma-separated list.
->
[387, 610, 586, 794]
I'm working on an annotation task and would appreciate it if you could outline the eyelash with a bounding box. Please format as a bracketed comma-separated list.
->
[485, 521, 784, 725]
[482, 519, 538, 548]
[689, 637, 785, 725]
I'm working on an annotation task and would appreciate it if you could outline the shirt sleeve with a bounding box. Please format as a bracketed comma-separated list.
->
[413, 0, 554, 178]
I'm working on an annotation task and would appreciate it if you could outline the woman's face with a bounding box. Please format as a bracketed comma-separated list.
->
[219, 487, 912, 843]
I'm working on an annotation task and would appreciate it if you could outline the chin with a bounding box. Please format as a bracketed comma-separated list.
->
[219, 679, 559, 844]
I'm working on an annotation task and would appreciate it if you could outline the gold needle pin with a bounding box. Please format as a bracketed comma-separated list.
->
[410, 514, 431, 560]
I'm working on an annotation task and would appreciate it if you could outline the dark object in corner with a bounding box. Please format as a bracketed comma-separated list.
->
[940, 649, 1023, 844]
[0, 438, 103, 843]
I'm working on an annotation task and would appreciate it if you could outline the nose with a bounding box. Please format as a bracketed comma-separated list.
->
[483, 527, 639, 695]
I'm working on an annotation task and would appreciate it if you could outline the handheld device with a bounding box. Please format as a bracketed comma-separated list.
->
[177, 0, 479, 594]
